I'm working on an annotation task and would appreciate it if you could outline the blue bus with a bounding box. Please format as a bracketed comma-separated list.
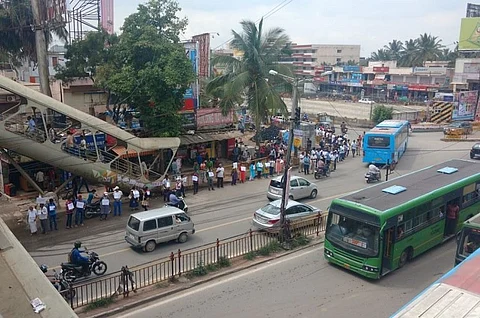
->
[391, 246, 480, 317]
[363, 120, 410, 165]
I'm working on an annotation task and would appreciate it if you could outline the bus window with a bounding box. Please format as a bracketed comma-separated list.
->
[367, 136, 390, 148]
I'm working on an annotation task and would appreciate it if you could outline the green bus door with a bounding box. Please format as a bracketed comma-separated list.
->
[381, 227, 394, 275]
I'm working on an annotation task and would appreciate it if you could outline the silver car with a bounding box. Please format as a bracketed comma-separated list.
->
[267, 175, 318, 201]
[252, 199, 321, 230]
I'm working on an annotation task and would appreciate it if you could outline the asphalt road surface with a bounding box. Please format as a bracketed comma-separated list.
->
[113, 242, 456, 318]
[23, 131, 472, 281]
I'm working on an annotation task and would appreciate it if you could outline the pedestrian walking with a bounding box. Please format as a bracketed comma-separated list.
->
[299, 152, 305, 173]
[100, 192, 110, 220]
[207, 169, 215, 191]
[129, 187, 140, 211]
[38, 202, 48, 234]
[113, 186, 123, 216]
[216, 163, 225, 188]
[162, 175, 170, 202]
[47, 198, 58, 231]
[256, 160, 263, 179]
[27, 206, 38, 235]
[351, 140, 357, 158]
[141, 187, 151, 210]
[74, 194, 85, 227]
[240, 164, 246, 183]
[231, 168, 238, 185]
[269, 158, 275, 177]
[303, 154, 311, 175]
[192, 172, 199, 194]
[65, 199, 74, 229]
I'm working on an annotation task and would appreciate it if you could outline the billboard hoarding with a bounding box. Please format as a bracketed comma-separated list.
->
[100, 0, 114, 34]
[196, 109, 233, 129]
[459, 18, 480, 51]
[373, 66, 389, 73]
[179, 111, 196, 130]
[453, 90, 478, 121]
[192, 33, 211, 78]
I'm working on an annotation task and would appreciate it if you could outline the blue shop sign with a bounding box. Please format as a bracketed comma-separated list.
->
[343, 65, 360, 72]
[74, 134, 106, 151]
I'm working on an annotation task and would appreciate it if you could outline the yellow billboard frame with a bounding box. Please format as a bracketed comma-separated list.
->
[459, 18, 480, 51]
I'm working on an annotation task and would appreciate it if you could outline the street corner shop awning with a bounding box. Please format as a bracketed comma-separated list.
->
[111, 146, 157, 158]
[179, 130, 244, 146]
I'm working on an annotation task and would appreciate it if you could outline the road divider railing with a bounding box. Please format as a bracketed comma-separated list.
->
[67, 213, 327, 310]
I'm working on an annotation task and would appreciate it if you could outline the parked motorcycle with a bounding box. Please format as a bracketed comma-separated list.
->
[165, 196, 188, 213]
[365, 171, 382, 183]
[314, 166, 330, 179]
[61, 250, 107, 282]
[53, 269, 76, 301]
[84, 199, 102, 219]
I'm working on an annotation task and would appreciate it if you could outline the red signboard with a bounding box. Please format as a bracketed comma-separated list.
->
[373, 66, 390, 73]
[182, 98, 195, 111]
[196, 108, 234, 128]
[408, 84, 428, 91]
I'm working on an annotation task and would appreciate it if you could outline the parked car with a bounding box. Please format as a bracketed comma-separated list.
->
[252, 199, 321, 231]
[443, 121, 473, 135]
[267, 175, 318, 201]
[359, 98, 375, 105]
[470, 143, 480, 159]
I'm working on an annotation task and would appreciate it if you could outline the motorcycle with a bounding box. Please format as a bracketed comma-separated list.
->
[365, 171, 382, 183]
[165, 196, 188, 213]
[84, 199, 102, 219]
[53, 269, 76, 301]
[61, 250, 108, 282]
[314, 166, 331, 179]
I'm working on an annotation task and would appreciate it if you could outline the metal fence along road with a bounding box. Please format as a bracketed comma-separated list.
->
[66, 213, 327, 309]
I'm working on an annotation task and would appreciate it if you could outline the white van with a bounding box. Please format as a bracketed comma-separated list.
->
[125, 206, 195, 252]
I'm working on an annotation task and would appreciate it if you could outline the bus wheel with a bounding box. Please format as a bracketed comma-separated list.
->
[399, 249, 410, 268]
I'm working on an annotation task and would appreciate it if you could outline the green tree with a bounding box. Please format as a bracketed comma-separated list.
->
[372, 104, 394, 124]
[206, 19, 291, 146]
[383, 40, 404, 61]
[0, 0, 67, 66]
[398, 39, 419, 67]
[101, 0, 194, 137]
[415, 33, 443, 65]
[370, 49, 392, 61]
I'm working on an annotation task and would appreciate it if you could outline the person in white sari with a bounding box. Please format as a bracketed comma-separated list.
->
[27, 206, 38, 235]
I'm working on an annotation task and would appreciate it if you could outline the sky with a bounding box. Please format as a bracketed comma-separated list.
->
[113, 0, 471, 57]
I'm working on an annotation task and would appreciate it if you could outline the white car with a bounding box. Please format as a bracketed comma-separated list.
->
[359, 98, 375, 105]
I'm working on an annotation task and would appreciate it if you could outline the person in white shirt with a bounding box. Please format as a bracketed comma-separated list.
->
[38, 203, 49, 234]
[100, 192, 110, 220]
[216, 164, 225, 188]
[27, 206, 38, 235]
[113, 186, 123, 216]
[162, 175, 171, 202]
[35, 170, 44, 190]
[298, 152, 305, 173]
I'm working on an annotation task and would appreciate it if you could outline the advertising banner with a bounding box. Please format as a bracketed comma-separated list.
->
[196, 108, 233, 129]
[459, 18, 480, 51]
[100, 0, 114, 34]
[453, 90, 478, 121]
[180, 111, 196, 130]
[343, 65, 361, 72]
[373, 66, 389, 73]
[192, 33, 211, 78]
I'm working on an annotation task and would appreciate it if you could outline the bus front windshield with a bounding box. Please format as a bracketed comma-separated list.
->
[326, 213, 380, 257]
[458, 228, 480, 258]
[367, 135, 390, 148]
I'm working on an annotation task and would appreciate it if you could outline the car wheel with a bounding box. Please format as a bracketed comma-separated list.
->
[289, 195, 294, 200]
[178, 232, 188, 243]
[310, 189, 317, 199]
[471, 154, 475, 159]
[144, 240, 156, 252]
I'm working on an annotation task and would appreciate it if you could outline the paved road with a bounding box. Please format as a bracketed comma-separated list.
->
[25, 132, 472, 277]
[114, 241, 456, 318]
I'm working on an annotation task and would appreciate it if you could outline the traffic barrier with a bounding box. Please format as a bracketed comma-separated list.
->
[68, 213, 327, 309]
[430, 102, 452, 124]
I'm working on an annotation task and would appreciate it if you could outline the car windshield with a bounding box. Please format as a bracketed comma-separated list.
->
[367, 136, 390, 148]
[326, 212, 380, 257]
[127, 216, 140, 231]
[261, 204, 280, 216]
[458, 228, 480, 258]
[270, 179, 283, 189]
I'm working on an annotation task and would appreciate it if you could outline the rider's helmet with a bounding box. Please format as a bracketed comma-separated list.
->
[74, 241, 82, 249]
[40, 264, 48, 273]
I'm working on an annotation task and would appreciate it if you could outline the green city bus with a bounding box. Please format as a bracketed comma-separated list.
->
[455, 213, 480, 265]
[324, 159, 480, 279]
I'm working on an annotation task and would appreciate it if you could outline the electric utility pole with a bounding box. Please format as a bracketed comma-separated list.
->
[30, 0, 52, 96]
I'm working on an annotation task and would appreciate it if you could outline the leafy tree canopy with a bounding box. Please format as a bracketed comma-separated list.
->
[57, 0, 194, 137]
[372, 104, 393, 124]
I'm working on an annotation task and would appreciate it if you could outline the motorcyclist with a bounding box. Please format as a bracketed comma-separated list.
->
[40, 264, 60, 291]
[316, 159, 328, 176]
[69, 241, 90, 275]
[168, 191, 181, 208]
[368, 164, 381, 179]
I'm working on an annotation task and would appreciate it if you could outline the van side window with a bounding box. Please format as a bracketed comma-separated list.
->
[176, 214, 189, 222]
[143, 219, 157, 231]
[158, 216, 173, 228]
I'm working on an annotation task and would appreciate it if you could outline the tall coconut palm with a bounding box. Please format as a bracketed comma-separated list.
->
[206, 19, 292, 146]
[399, 39, 419, 67]
[384, 40, 404, 61]
[415, 33, 443, 65]
[370, 49, 392, 61]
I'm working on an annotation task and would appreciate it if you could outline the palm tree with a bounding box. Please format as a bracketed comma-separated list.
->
[415, 33, 444, 66]
[439, 47, 458, 67]
[399, 39, 419, 67]
[384, 40, 404, 61]
[370, 49, 392, 61]
[206, 19, 291, 146]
